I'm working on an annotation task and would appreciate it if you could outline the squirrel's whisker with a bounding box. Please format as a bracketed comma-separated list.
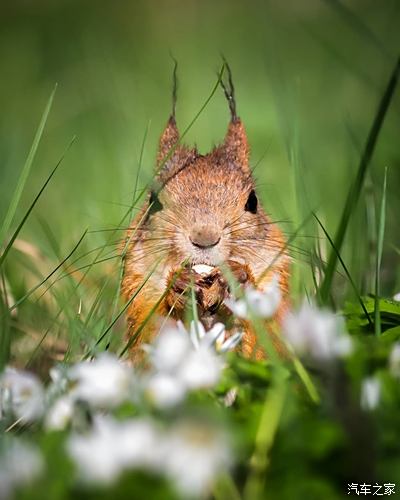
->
[155, 214, 182, 230]
[230, 236, 309, 257]
[224, 212, 246, 229]
[226, 218, 290, 233]
[126, 236, 172, 244]
[126, 250, 170, 266]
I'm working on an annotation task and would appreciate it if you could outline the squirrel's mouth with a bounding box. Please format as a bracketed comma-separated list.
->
[186, 244, 221, 267]
[189, 254, 221, 267]
[180, 232, 231, 268]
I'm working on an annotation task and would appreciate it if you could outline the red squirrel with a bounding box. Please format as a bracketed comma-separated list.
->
[122, 64, 290, 361]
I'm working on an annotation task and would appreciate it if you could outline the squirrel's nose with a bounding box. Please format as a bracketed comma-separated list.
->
[190, 225, 221, 249]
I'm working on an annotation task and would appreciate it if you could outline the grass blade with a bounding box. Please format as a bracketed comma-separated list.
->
[119, 260, 189, 357]
[0, 272, 11, 370]
[0, 136, 75, 269]
[319, 56, 400, 303]
[10, 229, 87, 311]
[0, 84, 57, 247]
[106, 124, 150, 343]
[374, 167, 388, 336]
[314, 212, 372, 326]
[243, 367, 288, 500]
[94, 258, 161, 354]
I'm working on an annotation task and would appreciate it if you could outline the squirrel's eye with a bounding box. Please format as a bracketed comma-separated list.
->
[245, 190, 258, 214]
[149, 191, 163, 214]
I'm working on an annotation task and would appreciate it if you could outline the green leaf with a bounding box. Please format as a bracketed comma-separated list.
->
[379, 326, 400, 344]
[344, 296, 400, 335]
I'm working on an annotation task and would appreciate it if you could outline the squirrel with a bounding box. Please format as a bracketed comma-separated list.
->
[121, 64, 290, 362]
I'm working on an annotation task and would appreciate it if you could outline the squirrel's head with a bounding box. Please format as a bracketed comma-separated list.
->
[140, 66, 277, 275]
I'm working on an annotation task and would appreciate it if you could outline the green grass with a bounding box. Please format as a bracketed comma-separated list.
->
[374, 167, 388, 336]
[0, 1, 400, 499]
[319, 56, 400, 304]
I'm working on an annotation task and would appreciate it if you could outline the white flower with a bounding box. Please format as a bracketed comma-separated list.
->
[47, 365, 69, 398]
[360, 376, 381, 411]
[178, 347, 224, 390]
[145, 373, 186, 409]
[224, 297, 248, 318]
[45, 396, 74, 431]
[145, 321, 239, 408]
[67, 416, 160, 484]
[389, 343, 400, 378]
[0, 368, 45, 423]
[188, 321, 242, 353]
[181, 322, 239, 389]
[189, 321, 207, 349]
[202, 322, 226, 350]
[283, 302, 353, 361]
[393, 292, 400, 302]
[246, 277, 282, 317]
[224, 387, 238, 407]
[161, 322, 231, 381]
[332, 334, 353, 358]
[68, 353, 133, 408]
[224, 276, 281, 319]
[150, 325, 192, 372]
[161, 420, 231, 496]
[0, 439, 44, 499]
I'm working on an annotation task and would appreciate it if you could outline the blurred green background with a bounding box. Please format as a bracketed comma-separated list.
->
[0, 0, 399, 297]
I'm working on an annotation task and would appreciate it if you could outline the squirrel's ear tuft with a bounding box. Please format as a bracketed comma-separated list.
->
[157, 59, 181, 169]
[222, 119, 250, 171]
[219, 60, 250, 170]
[156, 116, 180, 169]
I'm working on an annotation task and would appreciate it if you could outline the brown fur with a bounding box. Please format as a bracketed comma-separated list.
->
[122, 113, 290, 362]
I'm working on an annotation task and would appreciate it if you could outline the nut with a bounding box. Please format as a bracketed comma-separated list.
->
[192, 264, 215, 276]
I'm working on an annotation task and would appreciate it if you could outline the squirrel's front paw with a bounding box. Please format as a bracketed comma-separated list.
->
[196, 269, 228, 313]
[165, 267, 196, 314]
[165, 266, 228, 316]
[164, 262, 253, 317]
